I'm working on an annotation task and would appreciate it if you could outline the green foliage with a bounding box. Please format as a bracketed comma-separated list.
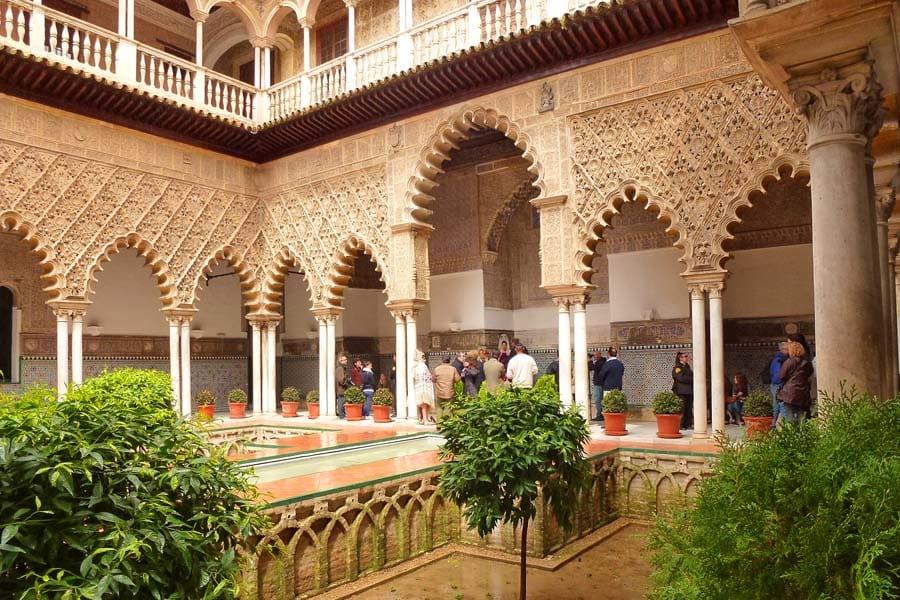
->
[652, 391, 683, 415]
[533, 374, 558, 396]
[227, 389, 247, 404]
[281, 387, 300, 402]
[373, 388, 394, 406]
[438, 383, 591, 537]
[305, 390, 319, 404]
[0, 368, 267, 599]
[602, 389, 627, 413]
[453, 379, 463, 398]
[343, 386, 365, 405]
[195, 389, 216, 406]
[649, 390, 900, 600]
[743, 390, 772, 417]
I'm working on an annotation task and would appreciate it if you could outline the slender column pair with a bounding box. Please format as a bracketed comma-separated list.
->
[386, 302, 421, 420]
[552, 292, 589, 420]
[311, 310, 340, 417]
[165, 310, 195, 416]
[249, 318, 280, 414]
[686, 278, 726, 438]
[51, 303, 90, 400]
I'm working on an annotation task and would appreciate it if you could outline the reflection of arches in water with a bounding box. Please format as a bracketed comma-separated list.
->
[0, 286, 12, 380]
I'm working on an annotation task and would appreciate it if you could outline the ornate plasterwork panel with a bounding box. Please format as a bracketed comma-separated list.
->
[569, 74, 809, 283]
[263, 165, 390, 308]
[0, 140, 262, 310]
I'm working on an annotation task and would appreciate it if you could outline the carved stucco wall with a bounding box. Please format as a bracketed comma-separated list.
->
[0, 232, 54, 333]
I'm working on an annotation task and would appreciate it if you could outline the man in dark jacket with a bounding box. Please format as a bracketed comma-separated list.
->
[597, 348, 625, 421]
[589, 351, 606, 422]
[335, 353, 349, 418]
[546, 359, 560, 387]
[672, 351, 694, 429]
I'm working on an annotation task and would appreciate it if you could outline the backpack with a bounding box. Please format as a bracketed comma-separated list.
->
[759, 357, 773, 385]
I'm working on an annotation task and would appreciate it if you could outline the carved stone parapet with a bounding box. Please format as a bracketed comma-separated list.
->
[789, 60, 884, 149]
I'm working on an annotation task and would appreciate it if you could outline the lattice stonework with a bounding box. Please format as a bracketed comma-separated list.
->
[569, 74, 808, 282]
[263, 165, 390, 308]
[0, 140, 262, 309]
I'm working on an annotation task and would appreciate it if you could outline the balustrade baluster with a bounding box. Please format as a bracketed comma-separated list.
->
[61, 24, 70, 57]
[3, 5, 12, 39]
[15, 6, 25, 42]
[48, 21, 57, 53]
[104, 41, 112, 71]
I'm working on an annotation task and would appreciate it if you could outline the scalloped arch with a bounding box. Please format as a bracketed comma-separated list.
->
[83, 234, 177, 307]
[0, 211, 65, 300]
[188, 245, 263, 312]
[259, 246, 317, 316]
[406, 106, 546, 225]
[574, 180, 686, 286]
[326, 235, 390, 308]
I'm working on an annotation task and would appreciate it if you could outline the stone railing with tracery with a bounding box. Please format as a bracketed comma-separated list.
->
[0, 0, 607, 127]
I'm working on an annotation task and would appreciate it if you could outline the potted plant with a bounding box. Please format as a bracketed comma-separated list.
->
[343, 386, 365, 421]
[743, 390, 773, 439]
[227, 389, 248, 419]
[195, 389, 216, 420]
[306, 390, 319, 419]
[281, 386, 300, 418]
[372, 388, 394, 423]
[652, 391, 683, 439]
[602, 389, 628, 436]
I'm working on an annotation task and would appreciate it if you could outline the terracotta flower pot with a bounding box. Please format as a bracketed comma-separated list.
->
[655, 414, 683, 439]
[372, 404, 392, 423]
[197, 404, 215, 420]
[602, 412, 628, 436]
[281, 401, 299, 418]
[307, 402, 319, 419]
[745, 416, 773, 439]
[345, 403, 364, 421]
[228, 403, 247, 419]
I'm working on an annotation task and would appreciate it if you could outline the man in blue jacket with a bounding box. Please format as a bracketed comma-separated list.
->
[769, 341, 788, 427]
[598, 348, 625, 425]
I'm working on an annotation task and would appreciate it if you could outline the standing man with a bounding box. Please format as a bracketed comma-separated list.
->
[597, 348, 624, 411]
[506, 344, 539, 389]
[483, 350, 505, 393]
[451, 351, 466, 375]
[433, 356, 460, 417]
[546, 358, 560, 388]
[770, 341, 788, 427]
[474, 347, 488, 392]
[335, 353, 349, 419]
[589, 351, 606, 422]
[672, 351, 694, 430]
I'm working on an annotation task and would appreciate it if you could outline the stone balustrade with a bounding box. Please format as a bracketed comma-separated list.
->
[0, 0, 596, 127]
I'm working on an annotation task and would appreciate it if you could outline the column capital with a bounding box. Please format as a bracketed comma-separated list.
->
[48, 299, 91, 318]
[249, 36, 276, 49]
[310, 307, 343, 322]
[391, 222, 435, 236]
[789, 59, 884, 149]
[683, 272, 727, 295]
[342, 0, 359, 7]
[385, 299, 426, 315]
[163, 307, 197, 323]
[876, 185, 896, 224]
[189, 9, 209, 23]
[545, 284, 592, 308]
[299, 17, 314, 29]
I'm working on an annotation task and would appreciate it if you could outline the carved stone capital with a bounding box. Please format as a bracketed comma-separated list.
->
[876, 186, 897, 224]
[789, 60, 884, 148]
[189, 9, 209, 23]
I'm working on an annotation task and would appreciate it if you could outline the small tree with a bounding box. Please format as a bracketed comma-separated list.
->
[0, 369, 267, 598]
[438, 375, 590, 599]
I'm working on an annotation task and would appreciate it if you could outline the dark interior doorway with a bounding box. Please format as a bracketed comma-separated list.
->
[0, 287, 13, 381]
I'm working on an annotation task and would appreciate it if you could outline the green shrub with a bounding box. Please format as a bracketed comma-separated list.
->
[0, 368, 267, 599]
[743, 390, 772, 417]
[534, 374, 559, 397]
[602, 389, 627, 413]
[652, 391, 683, 415]
[343, 386, 365, 404]
[373, 388, 394, 406]
[305, 389, 319, 404]
[281, 387, 300, 402]
[649, 390, 900, 600]
[227, 389, 247, 404]
[195, 389, 216, 406]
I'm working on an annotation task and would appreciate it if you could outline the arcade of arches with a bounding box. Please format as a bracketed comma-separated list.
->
[1, 27, 899, 437]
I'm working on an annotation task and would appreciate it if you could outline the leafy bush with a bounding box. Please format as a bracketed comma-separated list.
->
[227, 389, 247, 404]
[281, 387, 300, 402]
[743, 390, 772, 417]
[652, 391, 683, 415]
[534, 374, 559, 397]
[0, 369, 267, 599]
[195, 389, 216, 406]
[343, 386, 365, 404]
[649, 390, 900, 600]
[373, 388, 393, 406]
[602, 389, 627, 413]
[305, 390, 319, 404]
[439, 383, 590, 598]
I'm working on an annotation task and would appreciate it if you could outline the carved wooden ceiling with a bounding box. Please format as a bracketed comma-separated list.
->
[0, 0, 738, 162]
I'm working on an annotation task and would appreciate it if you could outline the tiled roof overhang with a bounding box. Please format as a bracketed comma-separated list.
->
[0, 0, 738, 163]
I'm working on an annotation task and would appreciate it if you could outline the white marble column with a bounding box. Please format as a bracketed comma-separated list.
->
[393, 311, 408, 419]
[266, 321, 278, 413]
[708, 283, 726, 435]
[326, 316, 337, 417]
[556, 298, 572, 407]
[126, 0, 134, 37]
[571, 298, 589, 421]
[259, 325, 269, 412]
[317, 317, 327, 411]
[253, 45, 262, 87]
[346, 1, 356, 53]
[690, 286, 708, 437]
[10, 307, 20, 383]
[55, 310, 69, 399]
[168, 317, 181, 406]
[791, 62, 885, 398]
[70, 311, 84, 386]
[194, 20, 203, 65]
[405, 311, 418, 419]
[251, 321, 262, 416]
[179, 319, 192, 416]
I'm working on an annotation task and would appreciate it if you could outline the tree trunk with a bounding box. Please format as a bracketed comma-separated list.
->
[519, 516, 528, 600]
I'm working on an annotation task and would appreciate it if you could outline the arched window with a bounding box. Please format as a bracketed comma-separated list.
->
[0, 287, 13, 381]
